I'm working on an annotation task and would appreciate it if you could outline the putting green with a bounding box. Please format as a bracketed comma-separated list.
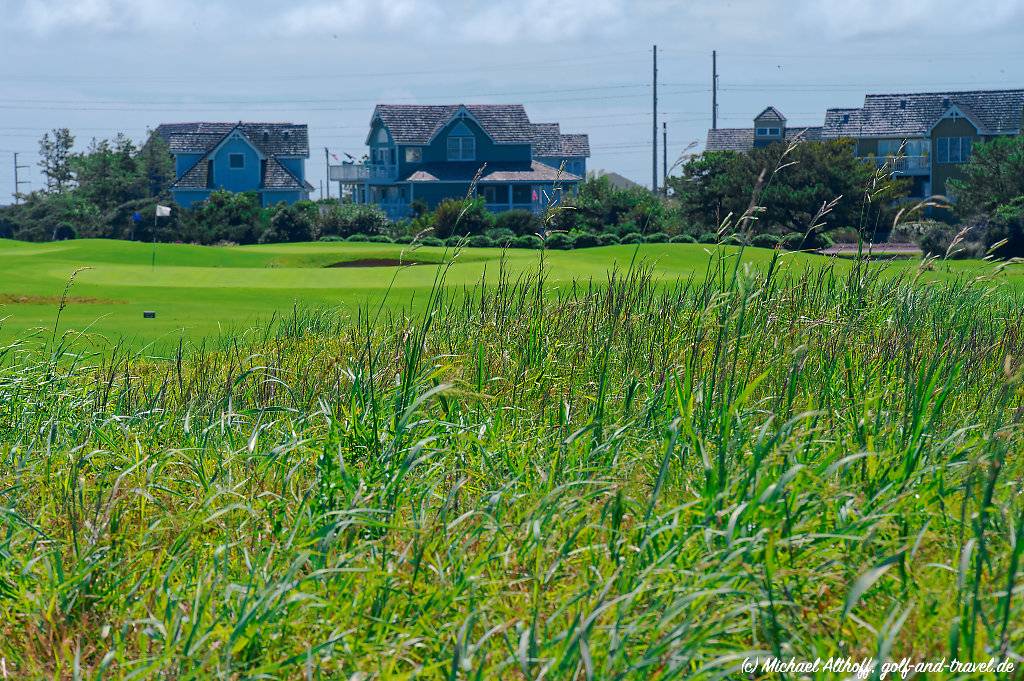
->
[0, 238, 1020, 352]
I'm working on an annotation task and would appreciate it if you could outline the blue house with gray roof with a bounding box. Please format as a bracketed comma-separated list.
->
[337, 105, 589, 220]
[155, 122, 314, 208]
[706, 89, 1024, 200]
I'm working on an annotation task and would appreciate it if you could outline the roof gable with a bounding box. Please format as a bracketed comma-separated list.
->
[155, 122, 309, 157]
[371, 104, 534, 145]
[755, 106, 787, 123]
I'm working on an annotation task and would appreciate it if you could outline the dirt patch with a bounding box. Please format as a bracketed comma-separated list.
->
[325, 258, 420, 268]
[0, 294, 123, 305]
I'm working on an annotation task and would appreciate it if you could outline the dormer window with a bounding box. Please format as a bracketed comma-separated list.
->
[229, 153, 245, 169]
[842, 114, 850, 124]
[262, 130, 270, 143]
[756, 127, 781, 136]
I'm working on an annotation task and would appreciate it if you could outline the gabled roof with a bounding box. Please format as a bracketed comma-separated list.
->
[403, 160, 582, 183]
[371, 104, 535, 145]
[705, 126, 822, 152]
[822, 89, 1024, 138]
[155, 122, 310, 157]
[755, 106, 787, 123]
[530, 124, 591, 158]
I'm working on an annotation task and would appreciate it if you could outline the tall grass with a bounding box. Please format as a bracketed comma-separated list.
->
[1, 247, 1022, 678]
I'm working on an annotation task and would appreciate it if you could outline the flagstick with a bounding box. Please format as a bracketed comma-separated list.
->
[152, 211, 157, 270]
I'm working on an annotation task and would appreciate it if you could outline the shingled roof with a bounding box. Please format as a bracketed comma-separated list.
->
[822, 89, 1024, 138]
[755, 106, 787, 123]
[705, 126, 822, 152]
[155, 122, 310, 157]
[530, 124, 591, 158]
[403, 160, 582, 183]
[372, 105, 535, 145]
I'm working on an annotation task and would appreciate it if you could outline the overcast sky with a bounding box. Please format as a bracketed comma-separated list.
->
[1, 0, 1023, 202]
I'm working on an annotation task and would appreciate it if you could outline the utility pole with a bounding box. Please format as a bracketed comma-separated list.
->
[712, 50, 718, 130]
[652, 44, 658, 192]
[324, 148, 331, 200]
[12, 152, 29, 204]
[662, 122, 668, 194]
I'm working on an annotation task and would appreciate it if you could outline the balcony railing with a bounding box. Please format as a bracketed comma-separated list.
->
[327, 163, 398, 182]
[868, 155, 931, 176]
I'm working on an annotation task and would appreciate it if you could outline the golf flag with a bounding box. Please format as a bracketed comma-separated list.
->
[155, 205, 172, 217]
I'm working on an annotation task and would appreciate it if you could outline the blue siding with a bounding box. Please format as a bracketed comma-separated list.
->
[262, 191, 304, 206]
[209, 136, 263, 193]
[175, 153, 203, 176]
[172, 189, 211, 208]
[279, 157, 304, 180]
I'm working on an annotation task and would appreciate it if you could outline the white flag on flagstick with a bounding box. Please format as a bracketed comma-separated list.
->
[155, 205, 172, 217]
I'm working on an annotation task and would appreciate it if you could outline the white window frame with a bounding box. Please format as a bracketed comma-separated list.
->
[228, 153, 245, 169]
[447, 135, 476, 161]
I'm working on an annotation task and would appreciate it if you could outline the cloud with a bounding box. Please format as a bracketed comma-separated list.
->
[279, 0, 442, 35]
[12, 0, 197, 34]
[799, 0, 1024, 39]
[452, 0, 627, 44]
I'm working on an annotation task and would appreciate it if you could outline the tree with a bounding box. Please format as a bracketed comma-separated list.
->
[261, 202, 315, 243]
[138, 132, 176, 199]
[669, 140, 907, 239]
[947, 136, 1024, 216]
[185, 191, 263, 244]
[38, 128, 76, 193]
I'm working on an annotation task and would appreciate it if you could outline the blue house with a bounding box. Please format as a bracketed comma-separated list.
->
[340, 105, 590, 220]
[155, 122, 314, 208]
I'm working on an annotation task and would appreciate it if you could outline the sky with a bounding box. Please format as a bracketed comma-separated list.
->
[1, 0, 1023, 202]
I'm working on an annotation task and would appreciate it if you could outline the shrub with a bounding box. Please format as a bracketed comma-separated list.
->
[697, 232, 719, 244]
[619, 232, 643, 245]
[494, 209, 544, 236]
[319, 235, 345, 242]
[570, 231, 599, 248]
[364, 234, 393, 243]
[595, 233, 620, 246]
[318, 203, 389, 238]
[260, 203, 315, 244]
[345, 233, 371, 242]
[393, 235, 413, 244]
[445, 236, 464, 247]
[420, 236, 445, 247]
[751, 234, 781, 249]
[669, 234, 696, 244]
[544, 232, 575, 250]
[780, 233, 808, 251]
[511, 235, 541, 249]
[467, 235, 494, 248]
[433, 198, 493, 238]
[643, 232, 669, 243]
[484, 228, 516, 245]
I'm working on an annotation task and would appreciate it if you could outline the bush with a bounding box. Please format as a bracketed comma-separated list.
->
[318, 203, 389, 238]
[570, 231, 599, 248]
[751, 234, 781, 249]
[420, 236, 445, 247]
[915, 220, 986, 259]
[643, 232, 669, 243]
[484, 227, 516, 246]
[595, 233, 620, 246]
[319, 235, 345, 242]
[345, 233, 371, 242]
[494, 210, 544, 236]
[445, 236, 464, 247]
[467, 235, 494, 248]
[619, 232, 643, 245]
[697, 232, 719, 244]
[511, 235, 541, 249]
[544, 232, 575, 250]
[260, 203, 315, 244]
[364, 234, 393, 243]
[669, 234, 696, 244]
[433, 198, 493, 238]
[393, 235, 413, 244]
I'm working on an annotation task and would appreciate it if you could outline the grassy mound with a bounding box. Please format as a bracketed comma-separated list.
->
[1, 251, 1023, 677]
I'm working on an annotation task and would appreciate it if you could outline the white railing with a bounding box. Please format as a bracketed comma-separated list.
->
[367, 164, 398, 181]
[328, 164, 368, 181]
[485, 202, 542, 214]
[869, 155, 930, 175]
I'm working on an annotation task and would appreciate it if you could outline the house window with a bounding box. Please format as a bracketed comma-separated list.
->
[372, 147, 395, 165]
[936, 137, 973, 164]
[447, 135, 476, 161]
[405, 147, 422, 163]
[756, 127, 780, 136]
[229, 153, 245, 169]
[512, 185, 532, 204]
